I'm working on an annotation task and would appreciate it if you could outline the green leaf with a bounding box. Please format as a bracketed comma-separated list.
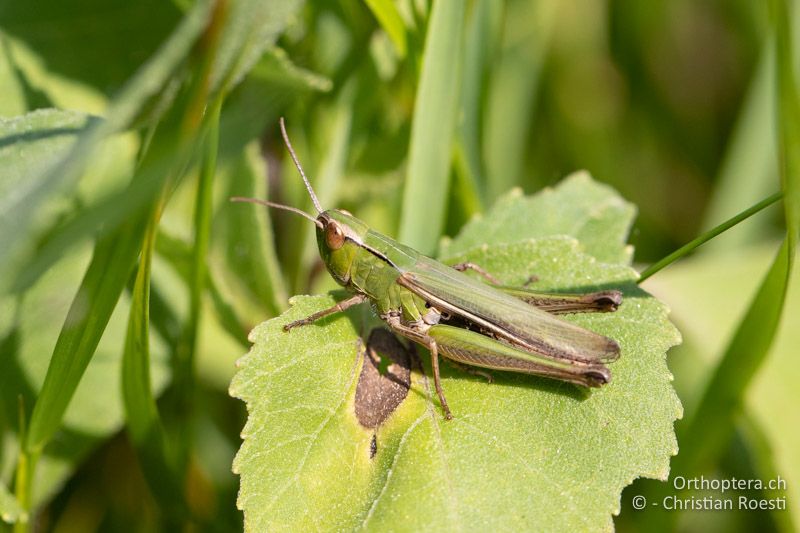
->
[231, 176, 681, 530]
[0, 109, 91, 293]
[0, 36, 34, 116]
[398, 0, 466, 255]
[1, 0, 215, 292]
[0, 0, 182, 95]
[440, 172, 637, 265]
[218, 47, 332, 160]
[210, 0, 304, 94]
[0, 481, 25, 524]
[216, 141, 288, 317]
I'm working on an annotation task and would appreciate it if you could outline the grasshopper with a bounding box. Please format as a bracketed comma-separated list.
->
[233, 119, 622, 420]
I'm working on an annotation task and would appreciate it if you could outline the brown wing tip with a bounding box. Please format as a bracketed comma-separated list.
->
[583, 290, 623, 312]
[604, 337, 621, 362]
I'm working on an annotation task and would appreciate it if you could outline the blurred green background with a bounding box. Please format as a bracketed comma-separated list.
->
[0, 0, 797, 531]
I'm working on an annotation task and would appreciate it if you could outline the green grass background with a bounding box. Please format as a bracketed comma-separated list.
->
[0, 0, 798, 531]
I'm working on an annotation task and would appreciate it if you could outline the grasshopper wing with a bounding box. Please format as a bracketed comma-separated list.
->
[398, 256, 620, 364]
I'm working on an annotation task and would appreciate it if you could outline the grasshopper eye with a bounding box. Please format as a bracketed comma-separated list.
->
[325, 221, 345, 249]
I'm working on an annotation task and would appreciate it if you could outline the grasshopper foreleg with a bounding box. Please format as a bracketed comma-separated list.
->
[284, 294, 368, 331]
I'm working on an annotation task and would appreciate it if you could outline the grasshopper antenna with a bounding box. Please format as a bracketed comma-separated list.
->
[230, 197, 323, 229]
[279, 117, 323, 214]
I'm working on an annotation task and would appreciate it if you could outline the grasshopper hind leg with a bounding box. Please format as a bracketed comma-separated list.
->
[428, 339, 453, 420]
[450, 261, 622, 314]
[446, 360, 494, 383]
[384, 313, 454, 420]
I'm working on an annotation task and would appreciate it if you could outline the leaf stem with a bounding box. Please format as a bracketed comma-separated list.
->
[14, 396, 32, 533]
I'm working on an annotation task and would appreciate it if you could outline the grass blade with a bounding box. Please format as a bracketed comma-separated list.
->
[294, 84, 354, 291]
[483, 0, 556, 200]
[25, 0, 224, 456]
[25, 216, 148, 453]
[147, 279, 183, 351]
[169, 96, 221, 472]
[12, 397, 30, 533]
[398, 0, 465, 254]
[364, 0, 408, 58]
[156, 230, 250, 347]
[673, 0, 799, 474]
[776, 0, 800, 244]
[674, 237, 792, 471]
[702, 44, 778, 252]
[638, 191, 783, 282]
[738, 413, 796, 533]
[450, 0, 503, 219]
[121, 199, 185, 518]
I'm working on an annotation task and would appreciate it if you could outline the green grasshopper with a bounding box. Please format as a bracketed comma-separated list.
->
[233, 119, 622, 420]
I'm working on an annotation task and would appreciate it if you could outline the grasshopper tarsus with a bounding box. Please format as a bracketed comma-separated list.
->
[283, 316, 317, 331]
[283, 320, 302, 332]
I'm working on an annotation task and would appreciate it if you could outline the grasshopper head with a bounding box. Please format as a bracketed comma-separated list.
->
[316, 209, 370, 286]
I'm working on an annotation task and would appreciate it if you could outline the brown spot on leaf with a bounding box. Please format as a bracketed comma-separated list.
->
[354, 328, 412, 429]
